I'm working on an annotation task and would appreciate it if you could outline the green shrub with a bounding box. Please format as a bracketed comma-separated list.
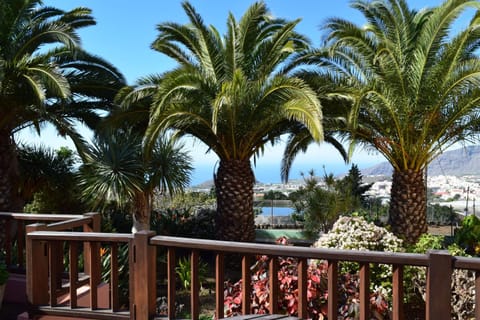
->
[0, 262, 9, 285]
[175, 256, 208, 290]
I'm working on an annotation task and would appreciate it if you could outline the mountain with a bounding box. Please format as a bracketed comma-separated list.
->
[362, 145, 480, 177]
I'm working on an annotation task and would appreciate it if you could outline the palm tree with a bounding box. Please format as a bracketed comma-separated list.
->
[78, 130, 193, 232]
[321, 0, 480, 244]
[123, 1, 323, 242]
[0, 0, 125, 211]
[17, 145, 85, 213]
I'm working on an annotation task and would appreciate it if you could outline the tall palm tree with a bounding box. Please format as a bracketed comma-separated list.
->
[0, 0, 125, 211]
[78, 130, 193, 232]
[123, 1, 323, 242]
[321, 0, 480, 244]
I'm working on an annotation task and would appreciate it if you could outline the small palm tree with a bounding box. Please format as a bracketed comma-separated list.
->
[78, 130, 193, 232]
[0, 0, 125, 211]
[123, 1, 323, 241]
[321, 0, 480, 244]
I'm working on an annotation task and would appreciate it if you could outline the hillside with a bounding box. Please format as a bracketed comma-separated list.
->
[362, 145, 480, 177]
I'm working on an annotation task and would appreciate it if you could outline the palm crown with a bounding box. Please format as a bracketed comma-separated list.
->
[323, 0, 480, 243]
[0, 0, 125, 211]
[122, 1, 324, 241]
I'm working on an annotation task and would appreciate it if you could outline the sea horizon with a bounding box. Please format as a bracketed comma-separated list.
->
[190, 160, 384, 186]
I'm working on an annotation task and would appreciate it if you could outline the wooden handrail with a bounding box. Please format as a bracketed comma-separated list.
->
[27, 231, 132, 242]
[0, 212, 101, 270]
[46, 217, 96, 231]
[150, 235, 430, 266]
[22, 231, 480, 320]
[0, 212, 85, 221]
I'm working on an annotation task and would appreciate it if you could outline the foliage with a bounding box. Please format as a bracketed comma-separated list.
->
[101, 243, 130, 307]
[407, 233, 474, 320]
[426, 204, 458, 226]
[289, 167, 373, 236]
[454, 215, 480, 255]
[313, 216, 403, 293]
[288, 172, 343, 235]
[121, 1, 324, 241]
[78, 129, 192, 231]
[151, 207, 216, 239]
[263, 191, 289, 201]
[321, 0, 480, 244]
[224, 237, 390, 319]
[20, 146, 86, 214]
[175, 256, 208, 290]
[0, 0, 125, 212]
[0, 261, 9, 285]
[154, 191, 216, 212]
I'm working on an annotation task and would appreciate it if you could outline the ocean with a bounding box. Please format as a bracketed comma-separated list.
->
[190, 160, 382, 186]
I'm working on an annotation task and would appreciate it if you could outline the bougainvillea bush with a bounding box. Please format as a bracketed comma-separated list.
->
[224, 234, 394, 319]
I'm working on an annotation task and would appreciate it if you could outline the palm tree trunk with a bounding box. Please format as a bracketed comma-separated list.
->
[0, 129, 21, 211]
[132, 192, 151, 233]
[215, 159, 255, 242]
[389, 168, 427, 245]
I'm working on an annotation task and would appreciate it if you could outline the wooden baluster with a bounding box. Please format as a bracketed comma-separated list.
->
[476, 270, 480, 320]
[392, 264, 404, 320]
[269, 256, 279, 315]
[49, 241, 61, 307]
[17, 220, 25, 269]
[5, 218, 11, 266]
[242, 254, 252, 315]
[167, 248, 176, 319]
[359, 263, 370, 320]
[216, 253, 225, 319]
[297, 258, 308, 319]
[89, 241, 100, 310]
[191, 250, 200, 319]
[327, 260, 338, 320]
[110, 243, 119, 311]
[69, 241, 79, 309]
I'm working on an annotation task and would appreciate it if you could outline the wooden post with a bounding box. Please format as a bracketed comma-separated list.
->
[26, 224, 49, 306]
[83, 212, 101, 277]
[131, 231, 156, 320]
[426, 250, 452, 320]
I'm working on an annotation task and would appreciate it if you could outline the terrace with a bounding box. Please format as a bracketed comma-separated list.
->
[0, 211, 479, 320]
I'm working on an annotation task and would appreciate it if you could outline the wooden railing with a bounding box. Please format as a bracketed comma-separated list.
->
[22, 229, 480, 320]
[0, 212, 100, 272]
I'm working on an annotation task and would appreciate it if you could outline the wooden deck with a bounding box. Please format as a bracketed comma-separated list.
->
[230, 315, 299, 319]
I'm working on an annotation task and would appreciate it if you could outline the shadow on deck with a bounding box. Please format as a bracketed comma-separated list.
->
[1, 274, 111, 320]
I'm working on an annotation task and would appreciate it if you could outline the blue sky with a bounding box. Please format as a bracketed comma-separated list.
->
[20, 0, 453, 184]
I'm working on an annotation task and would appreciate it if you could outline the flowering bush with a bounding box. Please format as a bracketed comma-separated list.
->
[313, 216, 403, 252]
[313, 216, 404, 318]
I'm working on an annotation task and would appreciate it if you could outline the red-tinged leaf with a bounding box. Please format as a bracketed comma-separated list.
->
[311, 274, 321, 283]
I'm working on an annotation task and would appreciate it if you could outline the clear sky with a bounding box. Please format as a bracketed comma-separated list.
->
[20, 0, 449, 184]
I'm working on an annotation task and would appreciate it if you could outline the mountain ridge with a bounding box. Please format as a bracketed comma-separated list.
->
[362, 145, 480, 177]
